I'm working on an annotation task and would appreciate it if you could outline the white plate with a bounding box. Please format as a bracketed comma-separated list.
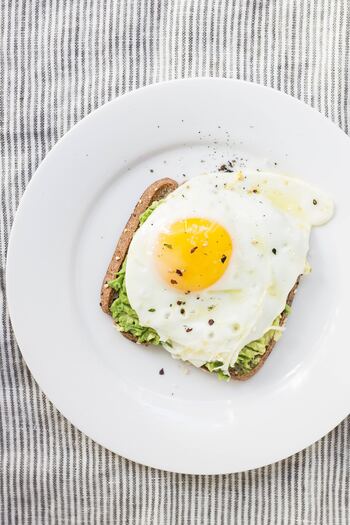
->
[6, 78, 350, 474]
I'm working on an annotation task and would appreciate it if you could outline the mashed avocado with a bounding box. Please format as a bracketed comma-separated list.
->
[108, 200, 163, 345]
[108, 200, 290, 379]
[138, 200, 161, 225]
[109, 260, 160, 345]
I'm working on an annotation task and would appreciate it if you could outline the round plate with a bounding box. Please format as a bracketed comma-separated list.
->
[6, 78, 350, 474]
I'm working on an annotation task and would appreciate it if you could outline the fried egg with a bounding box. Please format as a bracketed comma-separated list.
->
[125, 170, 333, 370]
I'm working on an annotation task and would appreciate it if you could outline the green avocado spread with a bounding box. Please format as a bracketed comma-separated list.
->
[108, 200, 291, 379]
[108, 201, 161, 345]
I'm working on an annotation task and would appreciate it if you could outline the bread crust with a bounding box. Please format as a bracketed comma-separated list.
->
[101, 177, 300, 379]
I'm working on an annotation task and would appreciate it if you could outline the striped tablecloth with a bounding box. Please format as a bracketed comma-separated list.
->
[1, 1, 349, 523]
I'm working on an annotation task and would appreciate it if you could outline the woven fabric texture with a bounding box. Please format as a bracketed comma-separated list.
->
[1, 1, 349, 523]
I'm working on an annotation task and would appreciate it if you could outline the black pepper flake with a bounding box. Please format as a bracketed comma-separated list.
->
[177, 300, 183, 305]
[185, 290, 191, 295]
[313, 199, 318, 205]
[170, 279, 178, 285]
[208, 319, 215, 325]
[272, 248, 277, 255]
[180, 308, 185, 315]
[190, 246, 198, 254]
[176, 269, 183, 276]
[221, 255, 227, 263]
[150, 169, 154, 173]
[163, 243, 172, 249]
[218, 160, 236, 173]
[185, 327, 193, 333]
[159, 368, 164, 375]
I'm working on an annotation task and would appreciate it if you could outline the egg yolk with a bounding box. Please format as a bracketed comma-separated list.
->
[155, 218, 233, 292]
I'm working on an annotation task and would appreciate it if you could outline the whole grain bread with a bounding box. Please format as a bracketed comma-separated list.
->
[101, 177, 300, 379]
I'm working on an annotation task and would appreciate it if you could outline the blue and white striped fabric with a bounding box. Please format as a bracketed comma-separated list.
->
[1, 1, 349, 523]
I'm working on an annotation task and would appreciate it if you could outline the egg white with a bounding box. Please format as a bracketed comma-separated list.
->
[125, 170, 333, 370]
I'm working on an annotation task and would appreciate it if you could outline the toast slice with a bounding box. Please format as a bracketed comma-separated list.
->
[101, 178, 299, 379]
